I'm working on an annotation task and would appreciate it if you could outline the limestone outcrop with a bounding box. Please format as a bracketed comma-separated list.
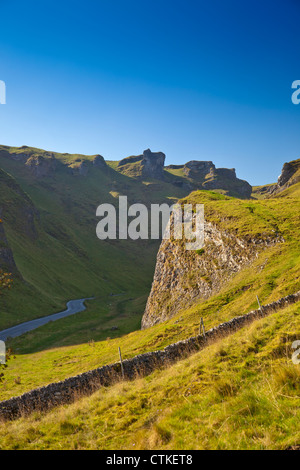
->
[269, 158, 300, 195]
[118, 149, 166, 180]
[142, 216, 281, 329]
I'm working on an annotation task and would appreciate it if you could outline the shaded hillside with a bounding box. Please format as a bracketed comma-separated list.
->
[0, 144, 252, 334]
[0, 147, 168, 331]
[0, 170, 19, 274]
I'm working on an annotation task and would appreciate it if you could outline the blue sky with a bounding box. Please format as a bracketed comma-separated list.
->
[0, 0, 299, 185]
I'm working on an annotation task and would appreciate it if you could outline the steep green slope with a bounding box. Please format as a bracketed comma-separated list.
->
[0, 301, 299, 450]
[0, 147, 171, 331]
[0, 153, 298, 450]
[0, 167, 61, 327]
[1, 182, 299, 399]
[0, 143, 253, 338]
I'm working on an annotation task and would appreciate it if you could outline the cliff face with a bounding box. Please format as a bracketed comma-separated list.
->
[142, 149, 166, 179]
[118, 149, 166, 180]
[166, 160, 252, 199]
[142, 206, 281, 329]
[25, 155, 57, 177]
[269, 159, 300, 195]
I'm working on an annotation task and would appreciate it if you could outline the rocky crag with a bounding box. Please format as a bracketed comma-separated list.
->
[142, 218, 281, 328]
[0, 145, 106, 178]
[142, 158, 300, 329]
[0, 145, 252, 198]
[166, 160, 252, 198]
[117, 149, 166, 180]
[269, 158, 300, 195]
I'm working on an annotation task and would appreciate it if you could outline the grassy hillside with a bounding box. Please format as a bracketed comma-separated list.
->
[0, 145, 189, 333]
[0, 301, 299, 450]
[1, 182, 299, 400]
[0, 143, 256, 345]
[0, 178, 299, 450]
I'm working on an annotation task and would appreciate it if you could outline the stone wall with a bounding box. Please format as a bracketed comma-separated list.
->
[0, 291, 299, 421]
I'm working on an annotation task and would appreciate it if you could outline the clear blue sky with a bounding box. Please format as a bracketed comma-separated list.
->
[0, 0, 299, 185]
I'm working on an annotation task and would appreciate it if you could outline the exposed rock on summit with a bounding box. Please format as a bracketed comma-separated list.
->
[118, 149, 166, 180]
[183, 160, 215, 178]
[269, 158, 300, 195]
[0, 146, 107, 178]
[25, 155, 57, 178]
[183, 161, 252, 198]
[93, 154, 106, 168]
[165, 160, 252, 198]
[68, 155, 107, 176]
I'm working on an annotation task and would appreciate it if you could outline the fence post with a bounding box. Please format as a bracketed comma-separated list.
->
[199, 317, 206, 339]
[256, 295, 262, 311]
[118, 347, 125, 379]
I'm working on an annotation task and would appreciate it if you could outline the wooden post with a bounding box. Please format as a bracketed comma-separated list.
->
[256, 295, 262, 311]
[200, 317, 206, 338]
[118, 347, 125, 379]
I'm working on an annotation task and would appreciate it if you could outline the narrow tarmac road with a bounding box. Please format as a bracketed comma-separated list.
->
[0, 298, 94, 341]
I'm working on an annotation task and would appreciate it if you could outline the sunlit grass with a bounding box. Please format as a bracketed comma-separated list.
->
[0, 303, 299, 450]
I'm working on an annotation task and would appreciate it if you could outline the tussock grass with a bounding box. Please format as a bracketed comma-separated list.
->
[0, 303, 299, 450]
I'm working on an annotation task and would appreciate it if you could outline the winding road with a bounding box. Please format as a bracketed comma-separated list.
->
[0, 298, 94, 341]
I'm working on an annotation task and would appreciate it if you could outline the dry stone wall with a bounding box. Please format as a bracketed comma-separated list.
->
[0, 291, 299, 421]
